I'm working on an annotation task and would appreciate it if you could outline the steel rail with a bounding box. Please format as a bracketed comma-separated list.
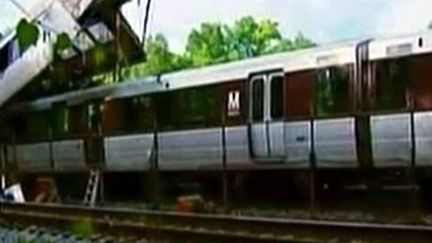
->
[1, 202, 432, 242]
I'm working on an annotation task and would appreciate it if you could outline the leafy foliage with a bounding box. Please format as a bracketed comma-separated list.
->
[122, 34, 192, 77]
[227, 16, 282, 58]
[180, 16, 315, 68]
[186, 23, 231, 66]
[143, 34, 180, 74]
[16, 19, 39, 52]
[123, 16, 315, 79]
[71, 217, 94, 237]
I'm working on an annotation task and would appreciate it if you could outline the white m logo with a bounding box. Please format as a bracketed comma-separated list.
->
[227, 90, 240, 116]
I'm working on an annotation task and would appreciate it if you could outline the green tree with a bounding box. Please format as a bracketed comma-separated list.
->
[124, 34, 177, 78]
[429, 21, 432, 29]
[292, 32, 316, 49]
[184, 16, 315, 67]
[185, 23, 231, 66]
[124, 17, 315, 79]
[227, 16, 282, 58]
[143, 34, 176, 75]
[266, 38, 294, 53]
[122, 33, 192, 79]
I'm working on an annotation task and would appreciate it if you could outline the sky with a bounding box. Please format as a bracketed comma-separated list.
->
[147, 0, 432, 53]
[2, 0, 432, 53]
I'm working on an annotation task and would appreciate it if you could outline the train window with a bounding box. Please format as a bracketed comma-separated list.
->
[184, 87, 219, 128]
[17, 110, 51, 143]
[103, 99, 120, 132]
[408, 54, 432, 110]
[68, 105, 87, 136]
[133, 96, 155, 131]
[86, 102, 102, 133]
[156, 92, 175, 129]
[103, 99, 132, 133]
[12, 113, 25, 142]
[103, 97, 154, 133]
[316, 65, 353, 116]
[251, 78, 264, 121]
[370, 58, 408, 111]
[182, 89, 211, 126]
[286, 71, 314, 119]
[51, 103, 68, 138]
[270, 75, 284, 120]
[156, 86, 220, 130]
[0, 112, 15, 142]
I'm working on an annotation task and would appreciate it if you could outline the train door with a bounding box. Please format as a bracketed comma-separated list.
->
[249, 72, 285, 160]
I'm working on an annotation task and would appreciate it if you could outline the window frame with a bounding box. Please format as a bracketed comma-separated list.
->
[268, 72, 285, 121]
[314, 64, 355, 118]
[408, 53, 432, 111]
[285, 70, 315, 120]
[367, 57, 410, 113]
[15, 109, 51, 143]
[51, 102, 69, 139]
[250, 75, 265, 122]
[155, 85, 221, 131]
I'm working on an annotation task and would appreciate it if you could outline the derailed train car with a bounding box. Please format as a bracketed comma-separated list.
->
[3, 31, 432, 191]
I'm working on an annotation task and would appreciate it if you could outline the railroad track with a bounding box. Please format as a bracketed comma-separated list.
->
[1, 203, 432, 242]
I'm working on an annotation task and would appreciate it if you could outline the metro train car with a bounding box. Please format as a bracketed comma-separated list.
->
[2, 30, 432, 195]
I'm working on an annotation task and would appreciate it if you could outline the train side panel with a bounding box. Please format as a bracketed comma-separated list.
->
[158, 128, 223, 170]
[284, 121, 310, 167]
[104, 133, 153, 171]
[315, 118, 357, 168]
[52, 139, 86, 171]
[371, 113, 412, 167]
[225, 125, 251, 169]
[16, 143, 51, 171]
[414, 112, 432, 166]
